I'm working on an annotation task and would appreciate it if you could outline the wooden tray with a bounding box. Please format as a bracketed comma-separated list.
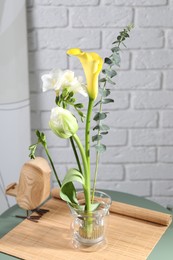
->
[0, 194, 172, 260]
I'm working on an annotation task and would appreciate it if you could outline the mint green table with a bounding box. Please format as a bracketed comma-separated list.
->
[0, 190, 173, 260]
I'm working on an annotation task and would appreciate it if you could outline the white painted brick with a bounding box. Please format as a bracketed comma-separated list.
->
[101, 129, 127, 146]
[102, 0, 168, 6]
[115, 71, 161, 90]
[161, 111, 173, 127]
[131, 129, 173, 146]
[133, 91, 173, 109]
[127, 164, 173, 180]
[35, 0, 99, 6]
[27, 7, 67, 29]
[43, 130, 68, 147]
[52, 164, 67, 183]
[135, 50, 173, 69]
[91, 164, 124, 180]
[81, 129, 127, 146]
[29, 50, 67, 71]
[96, 181, 151, 196]
[137, 7, 173, 27]
[101, 147, 156, 163]
[153, 181, 173, 196]
[103, 91, 130, 110]
[108, 111, 158, 128]
[164, 71, 173, 90]
[70, 7, 133, 27]
[30, 92, 55, 111]
[30, 111, 41, 130]
[158, 147, 173, 162]
[166, 30, 173, 48]
[37, 29, 101, 49]
[29, 72, 42, 92]
[103, 29, 164, 49]
[28, 31, 37, 51]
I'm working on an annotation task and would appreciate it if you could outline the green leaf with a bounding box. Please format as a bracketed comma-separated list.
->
[60, 168, 85, 205]
[100, 131, 108, 135]
[108, 70, 117, 78]
[99, 78, 106, 83]
[111, 46, 119, 52]
[99, 88, 111, 97]
[92, 134, 102, 142]
[93, 112, 108, 121]
[94, 144, 106, 153]
[112, 52, 120, 66]
[74, 103, 84, 109]
[102, 98, 114, 104]
[93, 124, 110, 131]
[106, 77, 116, 85]
[104, 57, 112, 65]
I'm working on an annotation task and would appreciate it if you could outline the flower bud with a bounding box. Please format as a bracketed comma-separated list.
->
[49, 107, 78, 139]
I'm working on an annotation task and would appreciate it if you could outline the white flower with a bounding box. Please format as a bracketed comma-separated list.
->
[49, 107, 78, 139]
[41, 69, 87, 97]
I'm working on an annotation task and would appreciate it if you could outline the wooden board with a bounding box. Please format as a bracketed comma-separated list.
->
[0, 198, 171, 260]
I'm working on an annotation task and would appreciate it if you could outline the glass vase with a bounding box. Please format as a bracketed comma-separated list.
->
[68, 190, 112, 251]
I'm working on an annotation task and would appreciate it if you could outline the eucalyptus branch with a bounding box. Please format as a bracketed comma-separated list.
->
[92, 24, 133, 196]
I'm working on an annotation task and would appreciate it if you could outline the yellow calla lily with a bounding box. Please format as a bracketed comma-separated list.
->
[67, 48, 103, 100]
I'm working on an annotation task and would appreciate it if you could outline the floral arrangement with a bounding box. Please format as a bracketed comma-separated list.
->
[29, 25, 133, 214]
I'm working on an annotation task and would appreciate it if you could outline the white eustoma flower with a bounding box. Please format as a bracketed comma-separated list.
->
[41, 69, 87, 97]
[49, 107, 78, 139]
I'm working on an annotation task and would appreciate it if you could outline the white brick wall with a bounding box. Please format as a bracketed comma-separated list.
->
[27, 0, 173, 206]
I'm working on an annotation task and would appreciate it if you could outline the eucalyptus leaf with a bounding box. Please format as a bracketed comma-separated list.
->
[93, 112, 108, 121]
[102, 98, 114, 104]
[104, 57, 112, 65]
[94, 144, 106, 153]
[92, 134, 102, 142]
[99, 78, 106, 83]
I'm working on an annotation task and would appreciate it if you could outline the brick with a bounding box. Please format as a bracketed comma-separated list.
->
[135, 50, 173, 69]
[153, 181, 173, 196]
[158, 147, 173, 162]
[52, 164, 67, 183]
[161, 111, 173, 127]
[37, 29, 101, 49]
[96, 181, 151, 196]
[30, 111, 41, 130]
[29, 50, 67, 71]
[164, 71, 173, 90]
[108, 111, 158, 128]
[103, 0, 167, 6]
[103, 29, 164, 49]
[43, 130, 68, 147]
[101, 147, 156, 163]
[30, 92, 56, 111]
[35, 0, 99, 5]
[103, 91, 130, 110]
[71, 7, 133, 27]
[133, 91, 173, 109]
[131, 129, 173, 146]
[90, 164, 124, 180]
[115, 71, 161, 90]
[127, 164, 173, 180]
[137, 7, 173, 27]
[102, 129, 127, 146]
[27, 7, 67, 29]
[28, 31, 37, 51]
[29, 72, 42, 92]
[167, 30, 173, 48]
